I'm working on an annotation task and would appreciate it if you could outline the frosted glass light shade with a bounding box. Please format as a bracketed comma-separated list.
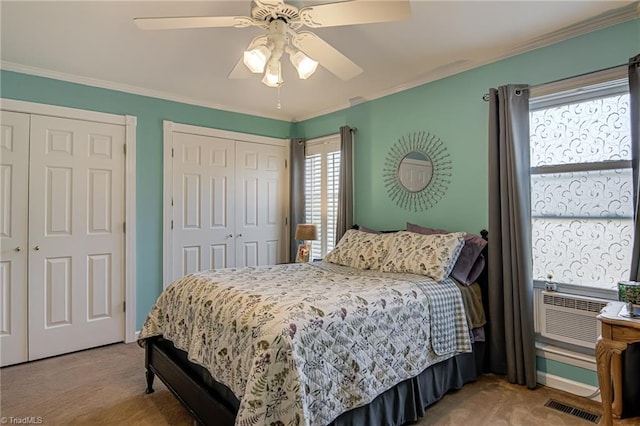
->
[262, 60, 282, 87]
[243, 45, 271, 73]
[290, 51, 318, 79]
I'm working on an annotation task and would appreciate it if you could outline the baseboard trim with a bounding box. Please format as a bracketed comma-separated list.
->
[537, 371, 601, 402]
[536, 342, 597, 371]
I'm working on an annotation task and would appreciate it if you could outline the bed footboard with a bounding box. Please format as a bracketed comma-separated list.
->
[144, 336, 235, 426]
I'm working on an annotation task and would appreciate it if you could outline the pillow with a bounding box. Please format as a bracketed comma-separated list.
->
[324, 229, 394, 270]
[357, 224, 381, 234]
[407, 222, 487, 285]
[380, 231, 466, 281]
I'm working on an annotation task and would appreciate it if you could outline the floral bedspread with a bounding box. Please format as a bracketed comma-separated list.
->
[138, 262, 471, 426]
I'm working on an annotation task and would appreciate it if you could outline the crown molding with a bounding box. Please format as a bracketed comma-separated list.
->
[0, 61, 292, 122]
[2, 2, 638, 124]
[293, 2, 640, 123]
[500, 1, 640, 59]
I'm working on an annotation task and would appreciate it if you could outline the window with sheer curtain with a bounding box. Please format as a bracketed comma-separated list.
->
[530, 78, 633, 295]
[305, 135, 340, 261]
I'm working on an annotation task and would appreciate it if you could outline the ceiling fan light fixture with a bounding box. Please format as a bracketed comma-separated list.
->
[136, 0, 412, 90]
[262, 60, 283, 87]
[290, 51, 318, 80]
[243, 45, 271, 73]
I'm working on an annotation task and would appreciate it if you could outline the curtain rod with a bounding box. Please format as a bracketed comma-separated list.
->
[302, 127, 357, 141]
[482, 59, 639, 101]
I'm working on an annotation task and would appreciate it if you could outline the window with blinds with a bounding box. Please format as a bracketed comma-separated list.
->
[305, 135, 341, 260]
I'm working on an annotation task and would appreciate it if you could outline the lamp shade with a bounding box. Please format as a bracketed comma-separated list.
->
[619, 281, 640, 305]
[295, 223, 318, 241]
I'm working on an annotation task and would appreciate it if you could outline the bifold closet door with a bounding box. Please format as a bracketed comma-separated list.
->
[235, 141, 287, 267]
[170, 132, 287, 278]
[0, 111, 30, 366]
[28, 115, 125, 361]
[172, 132, 236, 280]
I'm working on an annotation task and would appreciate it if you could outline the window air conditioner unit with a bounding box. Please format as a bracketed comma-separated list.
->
[536, 290, 609, 349]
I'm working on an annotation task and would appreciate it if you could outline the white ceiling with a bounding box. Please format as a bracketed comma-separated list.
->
[1, 1, 638, 122]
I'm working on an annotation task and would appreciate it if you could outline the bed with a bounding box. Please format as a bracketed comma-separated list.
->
[138, 228, 489, 426]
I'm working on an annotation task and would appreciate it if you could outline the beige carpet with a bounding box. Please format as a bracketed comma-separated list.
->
[0, 343, 637, 425]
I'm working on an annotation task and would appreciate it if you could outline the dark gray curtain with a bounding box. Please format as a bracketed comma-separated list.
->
[335, 126, 354, 244]
[487, 84, 537, 389]
[628, 54, 640, 280]
[290, 138, 306, 262]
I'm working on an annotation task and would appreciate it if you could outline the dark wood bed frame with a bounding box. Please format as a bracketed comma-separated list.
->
[143, 228, 489, 426]
[144, 336, 237, 425]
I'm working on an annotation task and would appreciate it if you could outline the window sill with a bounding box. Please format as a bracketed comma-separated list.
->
[533, 280, 618, 301]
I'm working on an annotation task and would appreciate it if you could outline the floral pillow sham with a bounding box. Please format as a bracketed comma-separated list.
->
[324, 229, 394, 270]
[379, 231, 466, 281]
[406, 222, 487, 285]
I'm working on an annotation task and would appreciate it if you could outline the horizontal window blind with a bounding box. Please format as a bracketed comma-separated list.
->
[305, 135, 340, 260]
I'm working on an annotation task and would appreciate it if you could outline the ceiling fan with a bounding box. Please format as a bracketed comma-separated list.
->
[134, 0, 411, 88]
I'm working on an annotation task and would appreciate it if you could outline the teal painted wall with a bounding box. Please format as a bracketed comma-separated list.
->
[295, 19, 639, 387]
[295, 19, 640, 237]
[537, 357, 598, 388]
[0, 71, 292, 328]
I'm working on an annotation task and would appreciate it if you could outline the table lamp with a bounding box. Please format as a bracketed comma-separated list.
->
[294, 223, 317, 263]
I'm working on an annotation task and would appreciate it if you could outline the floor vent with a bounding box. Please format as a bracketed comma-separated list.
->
[544, 399, 601, 423]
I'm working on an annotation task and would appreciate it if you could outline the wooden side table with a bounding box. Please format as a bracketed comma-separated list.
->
[596, 301, 640, 426]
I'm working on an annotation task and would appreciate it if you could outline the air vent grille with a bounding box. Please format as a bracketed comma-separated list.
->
[537, 291, 609, 348]
[542, 294, 608, 313]
[544, 399, 601, 423]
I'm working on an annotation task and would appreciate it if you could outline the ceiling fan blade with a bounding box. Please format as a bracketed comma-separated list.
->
[228, 36, 268, 79]
[291, 32, 363, 81]
[298, 0, 411, 28]
[133, 16, 254, 30]
[228, 58, 253, 79]
[254, 0, 285, 7]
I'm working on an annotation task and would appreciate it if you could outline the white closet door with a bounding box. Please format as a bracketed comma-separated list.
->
[28, 115, 125, 360]
[235, 141, 286, 267]
[172, 132, 235, 280]
[0, 111, 30, 366]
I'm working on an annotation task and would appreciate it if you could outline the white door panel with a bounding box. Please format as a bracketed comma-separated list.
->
[235, 141, 286, 267]
[171, 132, 287, 275]
[28, 115, 125, 360]
[209, 243, 228, 269]
[0, 111, 29, 366]
[172, 132, 235, 280]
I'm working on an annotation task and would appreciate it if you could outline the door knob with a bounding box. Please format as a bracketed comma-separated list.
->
[15, 246, 21, 252]
[34, 245, 40, 251]
[237, 234, 243, 238]
[226, 234, 233, 238]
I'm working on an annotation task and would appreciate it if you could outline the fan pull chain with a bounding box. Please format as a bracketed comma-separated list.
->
[277, 85, 282, 109]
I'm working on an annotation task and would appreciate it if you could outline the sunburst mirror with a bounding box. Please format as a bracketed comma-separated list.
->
[382, 131, 452, 211]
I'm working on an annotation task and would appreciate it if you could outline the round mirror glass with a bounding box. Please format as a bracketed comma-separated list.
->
[398, 151, 433, 192]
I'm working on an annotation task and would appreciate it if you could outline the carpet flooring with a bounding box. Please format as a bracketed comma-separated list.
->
[1, 342, 638, 425]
